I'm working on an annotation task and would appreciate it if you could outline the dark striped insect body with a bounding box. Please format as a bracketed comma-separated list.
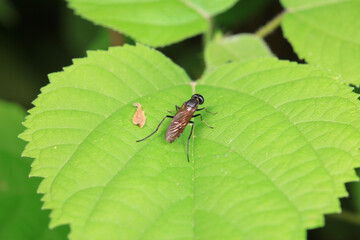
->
[136, 94, 215, 162]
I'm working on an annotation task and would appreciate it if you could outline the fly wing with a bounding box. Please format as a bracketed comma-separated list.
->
[165, 110, 192, 142]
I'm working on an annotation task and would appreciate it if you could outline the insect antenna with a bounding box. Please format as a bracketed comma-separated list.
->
[136, 115, 173, 142]
[187, 122, 194, 162]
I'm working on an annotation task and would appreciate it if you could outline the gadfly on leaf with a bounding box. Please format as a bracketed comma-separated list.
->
[136, 94, 216, 162]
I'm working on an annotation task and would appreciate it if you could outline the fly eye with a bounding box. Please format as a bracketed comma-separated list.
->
[198, 96, 204, 105]
[193, 94, 204, 105]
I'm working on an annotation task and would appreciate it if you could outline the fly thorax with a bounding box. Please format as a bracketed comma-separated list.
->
[186, 100, 197, 110]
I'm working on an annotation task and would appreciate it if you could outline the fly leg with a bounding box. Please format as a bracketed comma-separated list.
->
[196, 107, 217, 115]
[136, 115, 173, 142]
[193, 114, 214, 129]
[187, 121, 194, 162]
[167, 105, 181, 114]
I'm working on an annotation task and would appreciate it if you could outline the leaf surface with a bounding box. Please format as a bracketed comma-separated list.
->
[66, 0, 238, 47]
[204, 33, 272, 69]
[281, 0, 360, 84]
[20, 45, 360, 240]
[0, 100, 68, 240]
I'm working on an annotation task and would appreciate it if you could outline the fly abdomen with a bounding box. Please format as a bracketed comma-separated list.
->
[165, 121, 185, 142]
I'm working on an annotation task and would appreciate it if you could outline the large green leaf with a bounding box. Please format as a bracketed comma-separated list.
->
[20, 44, 360, 239]
[0, 100, 68, 240]
[66, 0, 238, 47]
[204, 33, 272, 69]
[281, 0, 360, 85]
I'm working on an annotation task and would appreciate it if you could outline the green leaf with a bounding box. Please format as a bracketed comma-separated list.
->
[0, 100, 68, 240]
[204, 33, 272, 69]
[280, 0, 360, 85]
[66, 0, 238, 47]
[20, 44, 360, 239]
[0, 0, 18, 26]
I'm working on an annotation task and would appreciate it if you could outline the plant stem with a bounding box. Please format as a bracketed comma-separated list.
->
[255, 11, 286, 38]
[109, 30, 125, 46]
[201, 15, 213, 75]
[203, 16, 213, 46]
[329, 210, 360, 225]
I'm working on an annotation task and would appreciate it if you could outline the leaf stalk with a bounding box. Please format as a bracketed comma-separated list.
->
[329, 210, 360, 225]
[255, 11, 286, 38]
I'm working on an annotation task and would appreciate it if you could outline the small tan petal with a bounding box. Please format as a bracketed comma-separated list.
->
[132, 103, 146, 128]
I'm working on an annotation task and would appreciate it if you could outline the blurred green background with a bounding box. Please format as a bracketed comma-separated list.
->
[0, 0, 301, 109]
[0, 0, 359, 239]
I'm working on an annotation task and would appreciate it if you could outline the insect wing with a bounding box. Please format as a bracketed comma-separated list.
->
[165, 110, 191, 142]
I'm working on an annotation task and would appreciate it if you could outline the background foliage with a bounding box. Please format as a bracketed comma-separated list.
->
[0, 101, 69, 239]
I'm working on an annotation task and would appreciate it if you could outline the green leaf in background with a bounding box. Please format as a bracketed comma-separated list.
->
[66, 0, 238, 47]
[61, 7, 110, 56]
[204, 33, 272, 69]
[0, 100, 68, 240]
[20, 45, 360, 239]
[280, 0, 360, 85]
[0, 0, 18, 27]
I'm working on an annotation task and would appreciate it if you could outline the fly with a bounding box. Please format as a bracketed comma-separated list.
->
[136, 94, 215, 162]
